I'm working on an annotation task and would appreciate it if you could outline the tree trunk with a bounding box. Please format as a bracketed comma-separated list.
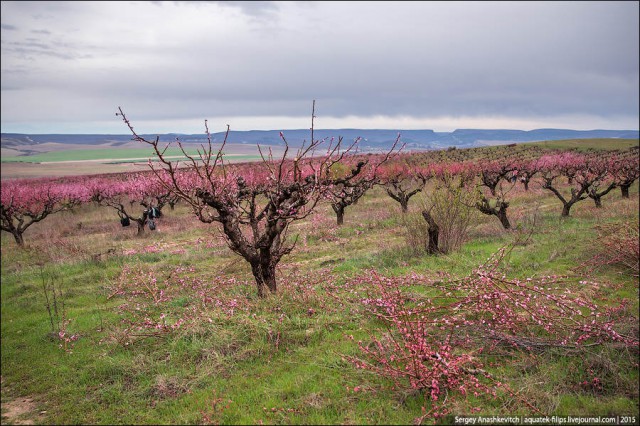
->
[333, 204, 345, 226]
[386, 188, 410, 213]
[561, 203, 571, 217]
[496, 206, 511, 229]
[621, 184, 630, 199]
[251, 262, 277, 297]
[136, 219, 146, 235]
[135, 211, 150, 235]
[523, 179, 530, 191]
[12, 231, 24, 247]
[421, 210, 440, 255]
[476, 198, 511, 230]
[262, 266, 277, 294]
[400, 197, 409, 213]
[592, 195, 603, 208]
[427, 225, 439, 254]
[251, 264, 266, 297]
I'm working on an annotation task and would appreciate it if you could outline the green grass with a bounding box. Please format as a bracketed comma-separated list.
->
[1, 164, 639, 424]
[523, 138, 639, 151]
[4, 139, 637, 165]
[1, 147, 261, 163]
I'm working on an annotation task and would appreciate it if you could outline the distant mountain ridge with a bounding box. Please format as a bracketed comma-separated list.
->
[2, 128, 638, 151]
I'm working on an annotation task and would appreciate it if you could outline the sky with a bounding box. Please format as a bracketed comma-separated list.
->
[1, 1, 638, 134]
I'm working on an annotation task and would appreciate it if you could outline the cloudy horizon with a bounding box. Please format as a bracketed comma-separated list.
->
[1, 1, 638, 135]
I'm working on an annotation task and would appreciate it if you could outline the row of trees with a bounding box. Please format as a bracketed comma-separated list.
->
[4, 146, 635, 245]
[377, 149, 638, 235]
[1, 108, 638, 296]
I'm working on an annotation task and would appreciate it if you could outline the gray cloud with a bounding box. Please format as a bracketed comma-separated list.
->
[1, 1, 638, 133]
[215, 1, 280, 17]
[3, 39, 82, 60]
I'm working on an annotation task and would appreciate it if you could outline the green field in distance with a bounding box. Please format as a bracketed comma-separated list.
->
[523, 138, 639, 151]
[1, 147, 261, 163]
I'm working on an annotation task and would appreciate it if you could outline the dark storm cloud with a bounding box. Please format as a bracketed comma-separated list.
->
[1, 1, 638, 133]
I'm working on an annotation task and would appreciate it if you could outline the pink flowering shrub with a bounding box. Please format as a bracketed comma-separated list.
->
[346, 247, 638, 421]
[57, 327, 80, 353]
[583, 221, 640, 278]
[104, 264, 253, 346]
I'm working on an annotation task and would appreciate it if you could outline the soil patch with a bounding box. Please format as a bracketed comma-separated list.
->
[1, 397, 37, 425]
[1, 378, 45, 425]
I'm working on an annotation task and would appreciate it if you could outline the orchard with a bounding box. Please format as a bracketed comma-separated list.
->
[1, 120, 638, 423]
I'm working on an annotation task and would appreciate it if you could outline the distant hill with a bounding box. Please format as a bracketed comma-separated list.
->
[2, 129, 638, 151]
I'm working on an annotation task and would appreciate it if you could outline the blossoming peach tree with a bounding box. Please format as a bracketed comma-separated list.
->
[93, 172, 167, 235]
[378, 154, 430, 214]
[116, 102, 400, 296]
[0, 177, 87, 247]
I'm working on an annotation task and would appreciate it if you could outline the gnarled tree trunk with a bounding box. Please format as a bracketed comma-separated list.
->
[332, 203, 346, 226]
[476, 197, 512, 230]
[496, 203, 511, 229]
[11, 231, 25, 247]
[251, 261, 277, 297]
[421, 209, 440, 255]
[620, 184, 630, 199]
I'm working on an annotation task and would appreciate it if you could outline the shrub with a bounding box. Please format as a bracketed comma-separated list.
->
[402, 176, 479, 255]
[583, 221, 640, 278]
[346, 246, 638, 421]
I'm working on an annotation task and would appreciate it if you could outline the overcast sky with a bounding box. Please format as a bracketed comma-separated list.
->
[1, 1, 638, 134]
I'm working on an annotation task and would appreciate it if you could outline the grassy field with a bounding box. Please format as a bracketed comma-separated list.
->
[524, 138, 639, 151]
[1, 147, 262, 164]
[0, 143, 282, 180]
[1, 138, 637, 179]
[1, 145, 639, 425]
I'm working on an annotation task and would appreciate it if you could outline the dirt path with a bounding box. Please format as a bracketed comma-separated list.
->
[1, 377, 46, 425]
